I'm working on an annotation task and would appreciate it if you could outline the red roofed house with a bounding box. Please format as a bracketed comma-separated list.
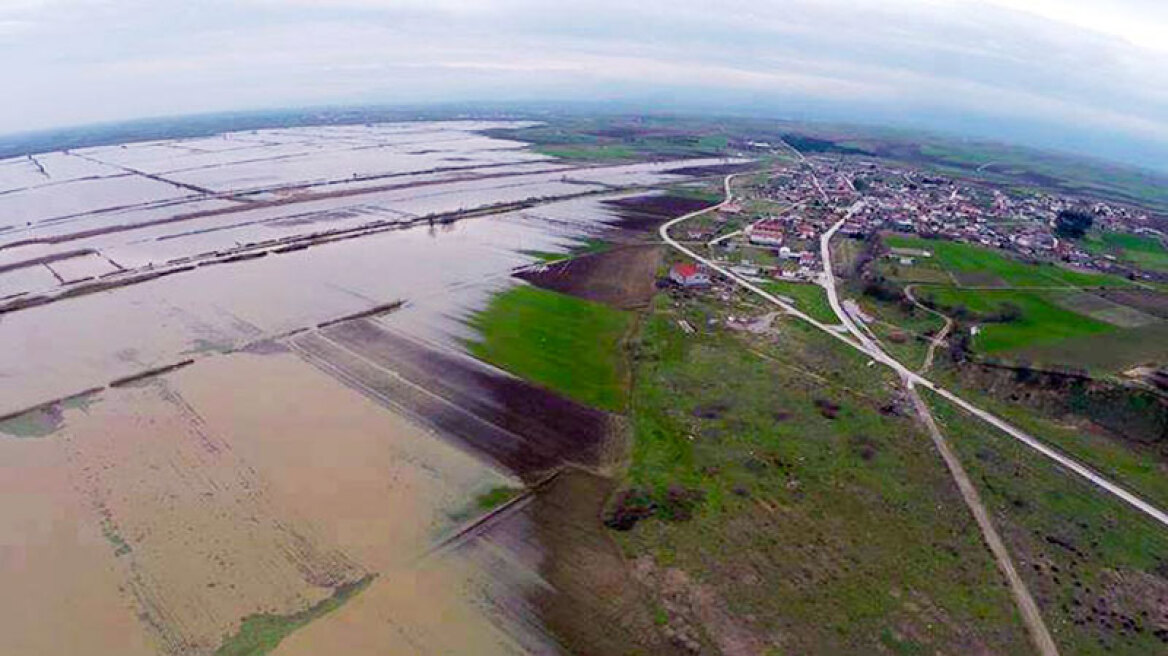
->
[669, 262, 711, 287]
[747, 219, 785, 247]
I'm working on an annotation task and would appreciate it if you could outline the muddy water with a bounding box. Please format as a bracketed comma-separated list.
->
[0, 349, 535, 655]
[0, 125, 736, 654]
[0, 190, 650, 416]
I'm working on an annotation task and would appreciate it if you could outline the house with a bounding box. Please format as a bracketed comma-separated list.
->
[669, 263, 711, 287]
[747, 219, 785, 246]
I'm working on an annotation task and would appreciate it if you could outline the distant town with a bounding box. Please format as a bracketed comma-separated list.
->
[687, 149, 1166, 284]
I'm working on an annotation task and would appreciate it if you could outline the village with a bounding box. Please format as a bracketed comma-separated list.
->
[671, 152, 1166, 289]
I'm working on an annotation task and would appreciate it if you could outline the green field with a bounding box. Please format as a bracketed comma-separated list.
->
[467, 284, 633, 411]
[535, 144, 638, 161]
[615, 293, 1031, 654]
[884, 235, 1131, 288]
[922, 288, 1116, 353]
[761, 279, 839, 323]
[925, 392, 1168, 655]
[1081, 231, 1168, 273]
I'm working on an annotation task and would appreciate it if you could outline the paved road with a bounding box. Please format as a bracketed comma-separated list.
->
[659, 175, 1168, 532]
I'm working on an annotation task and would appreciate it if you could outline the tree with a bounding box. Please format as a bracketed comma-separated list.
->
[1054, 209, 1095, 239]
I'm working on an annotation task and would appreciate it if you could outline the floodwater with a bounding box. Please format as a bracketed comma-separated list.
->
[0, 121, 744, 654]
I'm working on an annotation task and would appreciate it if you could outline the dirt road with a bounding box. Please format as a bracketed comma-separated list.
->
[904, 284, 954, 374]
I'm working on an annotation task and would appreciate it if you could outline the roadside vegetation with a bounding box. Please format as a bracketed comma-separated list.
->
[467, 283, 633, 412]
[925, 392, 1168, 655]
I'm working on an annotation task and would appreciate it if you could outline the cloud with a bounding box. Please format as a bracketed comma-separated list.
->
[0, 0, 1165, 169]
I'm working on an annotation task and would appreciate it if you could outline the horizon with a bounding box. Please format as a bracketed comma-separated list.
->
[2, 0, 1165, 171]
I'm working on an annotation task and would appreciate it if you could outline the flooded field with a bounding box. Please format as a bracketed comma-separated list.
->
[0, 121, 742, 654]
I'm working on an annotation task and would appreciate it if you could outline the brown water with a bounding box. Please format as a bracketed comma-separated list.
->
[0, 123, 746, 654]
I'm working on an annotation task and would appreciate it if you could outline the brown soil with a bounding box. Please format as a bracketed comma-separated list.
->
[603, 194, 714, 233]
[1097, 289, 1168, 320]
[461, 469, 682, 655]
[662, 162, 759, 177]
[517, 244, 663, 309]
[289, 320, 611, 481]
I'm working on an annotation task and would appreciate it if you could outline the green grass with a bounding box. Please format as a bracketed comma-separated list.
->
[1081, 231, 1168, 272]
[616, 293, 1031, 654]
[467, 284, 633, 412]
[475, 485, 522, 510]
[884, 235, 1131, 289]
[522, 238, 611, 263]
[924, 391, 1168, 655]
[214, 577, 374, 656]
[761, 280, 839, 324]
[535, 144, 638, 161]
[923, 288, 1115, 353]
[1015, 321, 1168, 374]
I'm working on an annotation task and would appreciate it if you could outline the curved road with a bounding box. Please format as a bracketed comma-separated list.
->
[660, 175, 1168, 531]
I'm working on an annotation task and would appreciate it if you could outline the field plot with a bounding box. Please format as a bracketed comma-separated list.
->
[1049, 290, 1158, 328]
[0, 350, 523, 656]
[1081, 231, 1168, 273]
[923, 287, 1116, 352]
[761, 279, 839, 324]
[518, 244, 662, 309]
[884, 234, 1131, 288]
[290, 318, 612, 479]
[44, 252, 120, 282]
[0, 263, 57, 297]
[0, 174, 196, 227]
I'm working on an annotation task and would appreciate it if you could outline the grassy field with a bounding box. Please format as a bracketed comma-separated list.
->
[883, 235, 1132, 289]
[921, 288, 1116, 353]
[760, 280, 839, 324]
[1081, 231, 1168, 273]
[924, 392, 1168, 655]
[1015, 321, 1168, 374]
[615, 291, 1032, 654]
[467, 283, 633, 412]
[535, 144, 638, 161]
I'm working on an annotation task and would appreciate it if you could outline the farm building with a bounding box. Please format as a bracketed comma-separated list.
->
[669, 262, 711, 287]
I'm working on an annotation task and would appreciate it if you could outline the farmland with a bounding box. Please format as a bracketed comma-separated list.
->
[1081, 231, 1168, 273]
[883, 235, 1132, 289]
[466, 284, 633, 412]
[920, 287, 1115, 352]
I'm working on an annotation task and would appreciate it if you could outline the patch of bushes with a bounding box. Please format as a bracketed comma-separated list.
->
[604, 484, 707, 531]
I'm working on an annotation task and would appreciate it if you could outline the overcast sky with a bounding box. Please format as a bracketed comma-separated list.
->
[3, 0, 1166, 168]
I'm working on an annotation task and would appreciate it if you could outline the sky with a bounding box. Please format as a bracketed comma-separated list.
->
[2, 0, 1167, 169]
